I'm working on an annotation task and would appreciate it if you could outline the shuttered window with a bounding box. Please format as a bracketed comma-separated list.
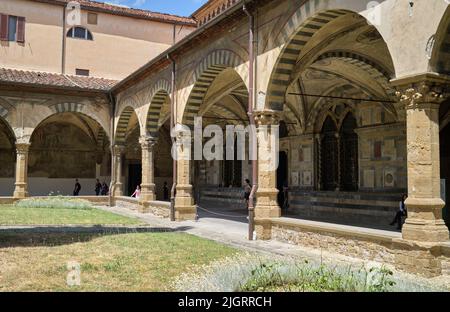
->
[0, 14, 25, 42]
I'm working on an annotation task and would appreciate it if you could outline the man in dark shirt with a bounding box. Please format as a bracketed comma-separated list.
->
[163, 182, 169, 201]
[73, 179, 81, 196]
[95, 179, 102, 196]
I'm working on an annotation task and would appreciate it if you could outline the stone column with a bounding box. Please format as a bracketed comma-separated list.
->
[112, 144, 126, 197]
[254, 111, 281, 239]
[396, 77, 449, 243]
[139, 136, 157, 203]
[174, 132, 196, 220]
[13, 142, 31, 199]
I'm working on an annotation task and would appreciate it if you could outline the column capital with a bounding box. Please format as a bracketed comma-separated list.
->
[254, 110, 280, 126]
[15, 142, 31, 153]
[112, 144, 126, 155]
[393, 73, 450, 108]
[139, 135, 157, 150]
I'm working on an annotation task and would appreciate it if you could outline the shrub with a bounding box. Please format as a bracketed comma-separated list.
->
[15, 196, 94, 210]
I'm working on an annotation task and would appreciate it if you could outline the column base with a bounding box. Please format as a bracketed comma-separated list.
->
[402, 198, 450, 243]
[255, 187, 280, 219]
[13, 190, 28, 199]
[13, 183, 28, 199]
[175, 184, 196, 221]
[255, 219, 272, 240]
[113, 183, 123, 197]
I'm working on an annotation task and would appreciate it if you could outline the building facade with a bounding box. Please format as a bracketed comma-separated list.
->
[1, 0, 450, 277]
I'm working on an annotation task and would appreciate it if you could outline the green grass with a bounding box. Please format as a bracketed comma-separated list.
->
[0, 205, 141, 226]
[0, 232, 239, 291]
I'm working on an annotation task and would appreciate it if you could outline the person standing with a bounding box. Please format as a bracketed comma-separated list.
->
[73, 179, 81, 196]
[95, 179, 102, 196]
[163, 182, 169, 201]
[243, 179, 252, 209]
[101, 182, 109, 196]
[390, 194, 408, 230]
[131, 185, 141, 199]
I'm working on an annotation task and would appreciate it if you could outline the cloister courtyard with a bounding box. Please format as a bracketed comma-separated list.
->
[1, 0, 450, 292]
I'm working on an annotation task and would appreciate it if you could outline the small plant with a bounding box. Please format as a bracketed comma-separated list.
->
[15, 196, 94, 210]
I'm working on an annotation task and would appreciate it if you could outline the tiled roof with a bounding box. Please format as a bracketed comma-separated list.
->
[31, 0, 197, 26]
[0, 68, 118, 91]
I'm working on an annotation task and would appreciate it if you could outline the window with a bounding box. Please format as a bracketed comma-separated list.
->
[0, 14, 25, 42]
[75, 69, 90, 76]
[87, 13, 98, 25]
[67, 27, 93, 40]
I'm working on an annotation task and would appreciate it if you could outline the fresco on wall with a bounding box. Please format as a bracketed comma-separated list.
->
[29, 123, 96, 178]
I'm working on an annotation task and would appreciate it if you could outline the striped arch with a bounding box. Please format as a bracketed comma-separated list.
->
[97, 128, 107, 150]
[115, 106, 136, 144]
[146, 79, 171, 137]
[182, 49, 244, 128]
[313, 51, 395, 96]
[0, 105, 8, 119]
[49, 102, 85, 114]
[44, 102, 110, 140]
[268, 7, 355, 110]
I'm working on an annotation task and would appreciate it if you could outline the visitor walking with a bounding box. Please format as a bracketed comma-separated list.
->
[244, 179, 252, 209]
[390, 194, 408, 230]
[101, 182, 109, 196]
[95, 179, 102, 196]
[131, 185, 141, 199]
[163, 182, 169, 201]
[73, 179, 81, 196]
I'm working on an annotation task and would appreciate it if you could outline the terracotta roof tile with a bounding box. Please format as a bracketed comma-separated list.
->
[0, 68, 118, 91]
[31, 0, 197, 25]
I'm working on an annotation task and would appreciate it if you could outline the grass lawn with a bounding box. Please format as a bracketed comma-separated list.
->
[0, 232, 239, 291]
[0, 205, 141, 226]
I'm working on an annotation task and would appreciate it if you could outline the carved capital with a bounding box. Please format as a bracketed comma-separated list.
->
[254, 110, 280, 127]
[15, 142, 31, 154]
[112, 144, 126, 156]
[394, 75, 449, 110]
[139, 136, 157, 150]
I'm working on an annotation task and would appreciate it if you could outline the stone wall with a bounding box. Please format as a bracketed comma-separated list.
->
[142, 200, 171, 218]
[266, 217, 450, 277]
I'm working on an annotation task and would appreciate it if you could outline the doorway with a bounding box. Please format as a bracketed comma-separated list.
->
[127, 163, 142, 196]
[277, 151, 288, 207]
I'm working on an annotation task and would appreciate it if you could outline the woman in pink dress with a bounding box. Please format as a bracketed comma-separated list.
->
[131, 185, 141, 199]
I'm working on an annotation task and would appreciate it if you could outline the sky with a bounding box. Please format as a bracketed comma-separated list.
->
[104, 0, 209, 17]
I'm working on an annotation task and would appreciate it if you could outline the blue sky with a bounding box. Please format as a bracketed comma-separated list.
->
[105, 0, 208, 16]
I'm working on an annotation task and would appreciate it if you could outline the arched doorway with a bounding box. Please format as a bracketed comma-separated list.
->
[0, 117, 15, 196]
[29, 112, 110, 196]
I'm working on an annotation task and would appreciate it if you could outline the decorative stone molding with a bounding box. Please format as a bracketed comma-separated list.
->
[254, 110, 280, 127]
[139, 135, 157, 150]
[393, 73, 450, 109]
